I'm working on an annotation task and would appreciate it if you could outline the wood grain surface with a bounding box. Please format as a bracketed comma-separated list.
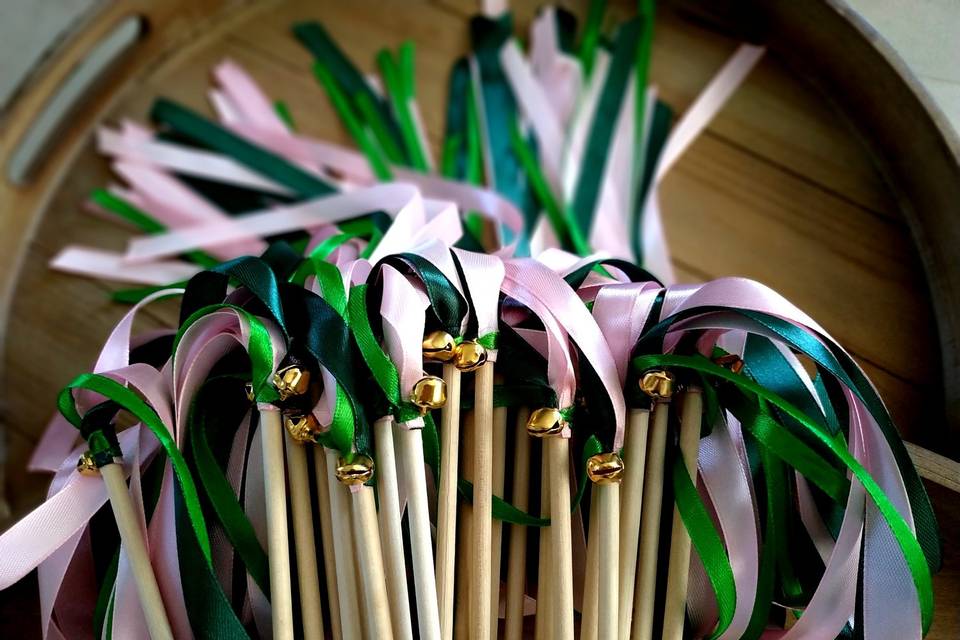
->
[0, 0, 956, 637]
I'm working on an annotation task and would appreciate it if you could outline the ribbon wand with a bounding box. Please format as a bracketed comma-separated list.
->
[372, 414, 415, 640]
[378, 265, 444, 640]
[78, 447, 174, 640]
[450, 247, 504, 640]
[661, 385, 703, 639]
[279, 377, 326, 640]
[588, 452, 625, 640]
[324, 445, 363, 640]
[337, 453, 394, 639]
[257, 400, 295, 639]
[311, 446, 344, 640]
[423, 327, 461, 640]
[631, 370, 674, 640]
[617, 404, 650, 638]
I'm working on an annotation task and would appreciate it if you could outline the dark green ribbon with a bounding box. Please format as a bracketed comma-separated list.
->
[570, 17, 642, 240]
[187, 375, 270, 596]
[632, 353, 935, 634]
[294, 21, 408, 166]
[151, 98, 335, 198]
[58, 373, 213, 560]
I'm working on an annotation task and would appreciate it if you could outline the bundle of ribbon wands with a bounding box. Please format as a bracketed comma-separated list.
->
[0, 3, 941, 639]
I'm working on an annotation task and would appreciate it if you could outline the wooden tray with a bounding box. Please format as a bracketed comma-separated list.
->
[0, 0, 956, 637]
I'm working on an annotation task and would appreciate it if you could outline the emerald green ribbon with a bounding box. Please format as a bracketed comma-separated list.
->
[671, 447, 736, 639]
[187, 375, 270, 596]
[91, 188, 218, 268]
[508, 116, 587, 255]
[175, 303, 279, 405]
[347, 284, 420, 423]
[311, 60, 392, 180]
[58, 373, 213, 561]
[636, 307, 939, 575]
[631, 353, 935, 634]
[377, 43, 430, 172]
[578, 0, 606, 77]
[293, 21, 408, 166]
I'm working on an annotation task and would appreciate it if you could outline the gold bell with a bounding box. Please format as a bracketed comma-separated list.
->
[526, 408, 567, 438]
[422, 330, 457, 363]
[335, 455, 375, 486]
[453, 340, 487, 372]
[586, 452, 625, 484]
[714, 353, 745, 374]
[284, 413, 321, 443]
[77, 451, 99, 476]
[245, 382, 255, 402]
[273, 365, 311, 401]
[411, 375, 447, 413]
[640, 370, 675, 400]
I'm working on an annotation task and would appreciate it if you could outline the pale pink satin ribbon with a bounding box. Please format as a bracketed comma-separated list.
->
[451, 248, 504, 358]
[651, 301, 919, 638]
[591, 281, 661, 384]
[111, 161, 266, 259]
[503, 258, 626, 448]
[31, 290, 182, 471]
[380, 265, 430, 428]
[122, 183, 458, 265]
[50, 246, 201, 286]
[529, 6, 582, 129]
[213, 59, 291, 136]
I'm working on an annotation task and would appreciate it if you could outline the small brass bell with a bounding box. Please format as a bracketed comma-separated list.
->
[526, 408, 566, 438]
[77, 451, 99, 477]
[713, 353, 744, 374]
[335, 455, 375, 486]
[411, 376, 447, 413]
[639, 370, 675, 400]
[422, 330, 457, 363]
[244, 382, 255, 402]
[586, 452, 625, 484]
[453, 340, 487, 372]
[273, 366, 311, 401]
[284, 413, 321, 443]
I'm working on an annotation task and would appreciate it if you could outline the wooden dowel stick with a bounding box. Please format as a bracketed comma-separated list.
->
[283, 432, 324, 640]
[374, 417, 414, 640]
[533, 447, 552, 640]
[100, 462, 173, 640]
[597, 481, 620, 640]
[436, 363, 462, 640]
[489, 401, 508, 639]
[324, 449, 362, 640]
[547, 436, 574, 640]
[395, 424, 443, 640]
[661, 389, 703, 640]
[618, 409, 650, 640]
[312, 447, 343, 640]
[630, 400, 670, 640]
[581, 488, 600, 640]
[455, 412, 475, 640]
[352, 485, 395, 639]
[259, 409, 294, 640]
[504, 407, 531, 640]
[472, 362, 494, 640]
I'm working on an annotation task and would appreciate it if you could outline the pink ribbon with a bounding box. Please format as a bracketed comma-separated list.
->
[503, 258, 625, 448]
